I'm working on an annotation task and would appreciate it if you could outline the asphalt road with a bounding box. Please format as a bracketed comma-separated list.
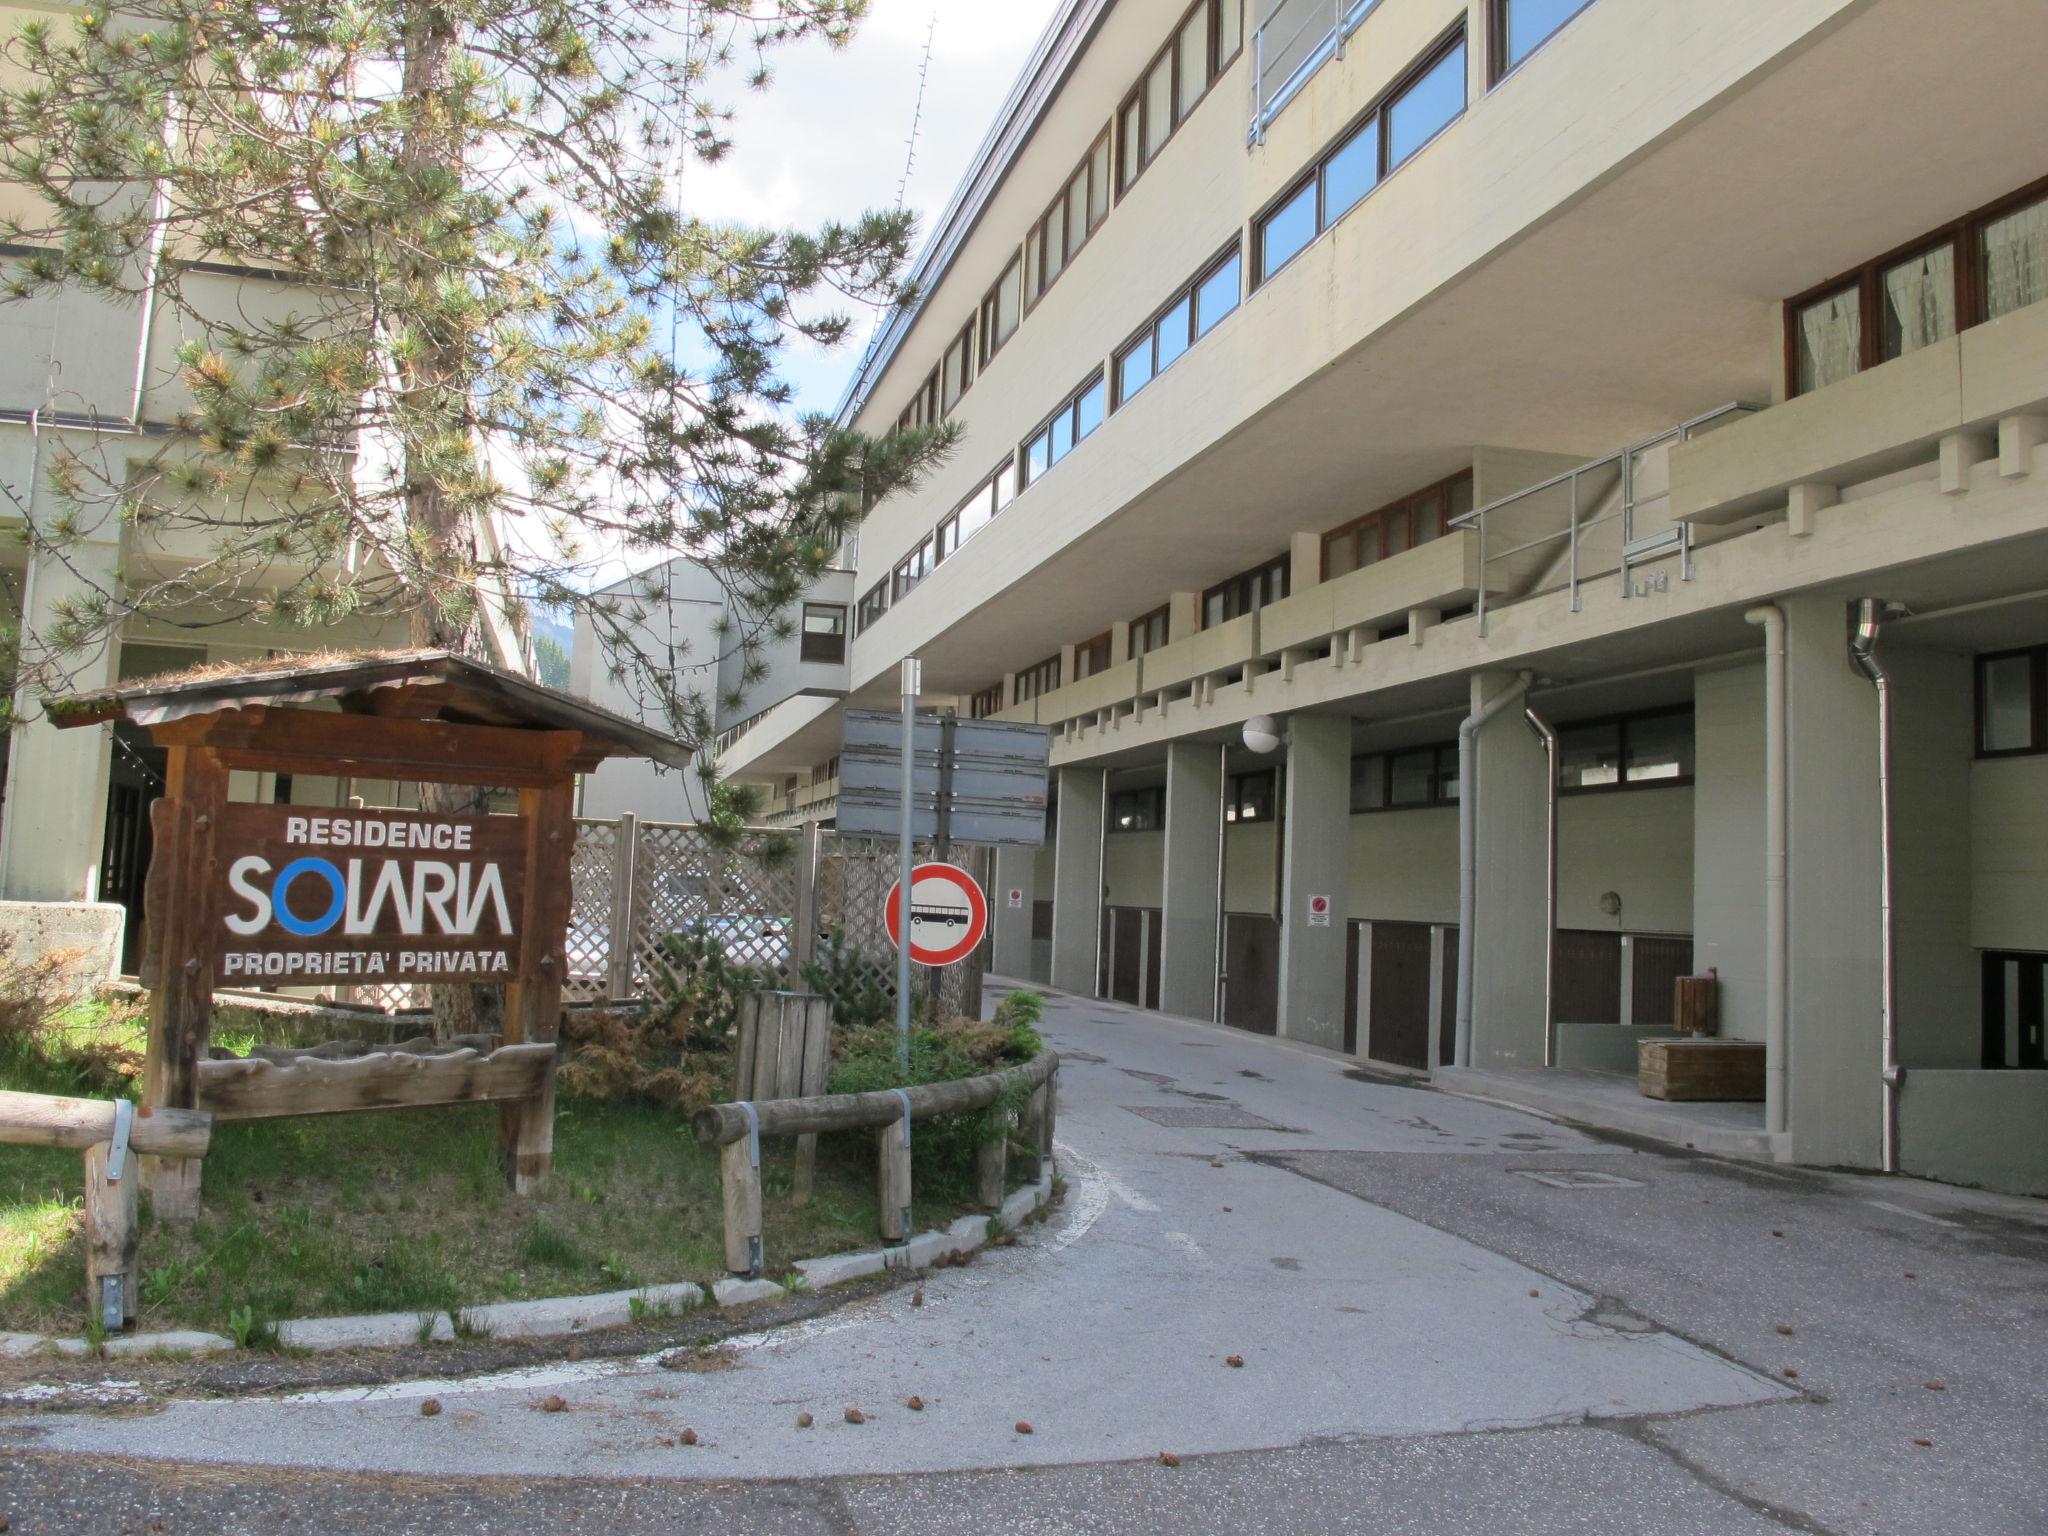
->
[2, 984, 2042, 1534]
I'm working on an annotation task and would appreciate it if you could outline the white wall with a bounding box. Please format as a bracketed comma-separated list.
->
[1891, 648, 1976, 1069]
[1223, 822, 1277, 913]
[1558, 787, 1693, 934]
[1691, 662, 1767, 1042]
[1103, 830, 1163, 907]
[1970, 754, 2048, 952]
[1348, 806, 1458, 923]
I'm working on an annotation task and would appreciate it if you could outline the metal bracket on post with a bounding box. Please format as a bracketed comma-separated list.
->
[105, 1098, 134, 1184]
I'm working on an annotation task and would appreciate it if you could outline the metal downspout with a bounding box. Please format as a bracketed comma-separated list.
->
[1525, 704, 1558, 1068]
[1848, 599, 1902, 1174]
[1454, 670, 1533, 1068]
[1213, 741, 1228, 1024]
[1745, 605, 1790, 1141]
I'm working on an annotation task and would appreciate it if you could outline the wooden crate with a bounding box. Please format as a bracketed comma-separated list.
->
[1637, 1038, 1765, 1102]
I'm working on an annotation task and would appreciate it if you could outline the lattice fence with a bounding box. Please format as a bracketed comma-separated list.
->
[628, 820, 805, 995]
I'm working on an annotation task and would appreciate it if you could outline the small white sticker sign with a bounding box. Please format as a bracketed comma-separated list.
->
[1007, 888, 1024, 910]
[1306, 893, 1332, 927]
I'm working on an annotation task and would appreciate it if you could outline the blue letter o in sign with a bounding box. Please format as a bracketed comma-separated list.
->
[273, 857, 346, 936]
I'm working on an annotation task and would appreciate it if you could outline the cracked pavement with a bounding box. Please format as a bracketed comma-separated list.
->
[2, 983, 2043, 1533]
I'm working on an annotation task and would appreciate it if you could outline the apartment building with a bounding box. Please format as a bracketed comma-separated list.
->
[711, 0, 2048, 1196]
[0, 1, 534, 958]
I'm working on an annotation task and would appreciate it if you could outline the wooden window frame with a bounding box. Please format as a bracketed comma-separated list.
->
[1018, 370, 1107, 490]
[1487, 0, 1597, 89]
[798, 603, 847, 664]
[1074, 630, 1113, 680]
[980, 250, 1024, 369]
[970, 682, 1007, 720]
[1108, 785, 1166, 833]
[1016, 653, 1063, 703]
[1225, 769, 1277, 823]
[1782, 172, 2048, 398]
[854, 580, 889, 634]
[1026, 125, 1114, 314]
[1975, 645, 2048, 759]
[1116, 0, 1230, 201]
[1321, 469, 1473, 580]
[940, 317, 976, 415]
[1112, 238, 1244, 410]
[1129, 603, 1171, 659]
[1252, 24, 1468, 290]
[1553, 704, 1697, 796]
[1351, 742, 1461, 813]
[1202, 553, 1290, 630]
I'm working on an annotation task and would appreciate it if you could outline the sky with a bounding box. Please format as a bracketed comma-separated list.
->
[681, 0, 1065, 419]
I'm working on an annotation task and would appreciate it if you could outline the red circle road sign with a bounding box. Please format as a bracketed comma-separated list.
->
[884, 862, 989, 966]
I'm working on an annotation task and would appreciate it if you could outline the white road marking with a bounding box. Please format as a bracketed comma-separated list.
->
[1866, 1199, 1960, 1229]
[1047, 1139, 1113, 1253]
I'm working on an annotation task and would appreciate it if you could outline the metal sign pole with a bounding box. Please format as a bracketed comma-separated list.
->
[896, 657, 920, 1072]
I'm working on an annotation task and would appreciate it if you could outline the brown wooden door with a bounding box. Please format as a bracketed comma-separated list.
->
[1438, 926, 1459, 1068]
[1368, 921, 1435, 1069]
[1222, 914, 1278, 1035]
[100, 722, 165, 974]
[1631, 935, 1694, 1026]
[1553, 930, 1623, 1024]
[1343, 922, 1361, 1055]
[1110, 907, 1144, 1005]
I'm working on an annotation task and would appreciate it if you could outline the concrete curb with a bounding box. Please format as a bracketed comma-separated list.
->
[15, 1162, 1058, 1363]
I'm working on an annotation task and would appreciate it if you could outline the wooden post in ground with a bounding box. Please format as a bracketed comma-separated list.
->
[878, 1110, 913, 1243]
[1025, 1083, 1048, 1168]
[501, 778, 575, 1195]
[791, 994, 831, 1206]
[139, 744, 225, 1220]
[721, 1134, 763, 1276]
[1040, 1072, 1057, 1169]
[82, 1140, 139, 1328]
[606, 810, 639, 1002]
[976, 1108, 1009, 1209]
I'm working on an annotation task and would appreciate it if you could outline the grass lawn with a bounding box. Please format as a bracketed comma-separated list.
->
[1, 1038, 999, 1342]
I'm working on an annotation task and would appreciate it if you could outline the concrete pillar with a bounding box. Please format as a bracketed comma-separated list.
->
[1159, 741, 1223, 1020]
[1782, 593, 1881, 1169]
[1050, 767, 1105, 996]
[1691, 661, 1768, 1044]
[1168, 591, 1199, 642]
[0, 536, 121, 900]
[991, 843, 1038, 981]
[1276, 714, 1350, 1048]
[1288, 531, 1321, 594]
[1468, 671, 1550, 1069]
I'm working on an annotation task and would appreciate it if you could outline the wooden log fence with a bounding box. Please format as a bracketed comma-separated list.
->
[692, 1051, 1059, 1277]
[0, 1089, 213, 1330]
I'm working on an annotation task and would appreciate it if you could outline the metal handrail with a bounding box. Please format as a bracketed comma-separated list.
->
[1456, 402, 1765, 635]
[1249, 0, 1383, 145]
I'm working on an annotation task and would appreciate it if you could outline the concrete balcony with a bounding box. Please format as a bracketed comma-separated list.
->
[1036, 657, 1141, 732]
[1259, 533, 1486, 661]
[1140, 611, 1259, 700]
[1673, 300, 2048, 525]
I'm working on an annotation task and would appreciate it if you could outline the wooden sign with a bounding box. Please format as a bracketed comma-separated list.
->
[214, 804, 528, 985]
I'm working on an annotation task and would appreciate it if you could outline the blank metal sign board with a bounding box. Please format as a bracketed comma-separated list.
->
[837, 709, 1051, 847]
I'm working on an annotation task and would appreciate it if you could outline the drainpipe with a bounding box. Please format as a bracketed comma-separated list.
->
[1745, 605, 1789, 1142]
[1848, 599, 1902, 1173]
[1454, 670, 1534, 1068]
[1525, 704, 1558, 1068]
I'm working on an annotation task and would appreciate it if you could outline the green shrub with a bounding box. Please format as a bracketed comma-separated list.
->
[801, 929, 893, 1033]
[827, 1017, 1042, 1177]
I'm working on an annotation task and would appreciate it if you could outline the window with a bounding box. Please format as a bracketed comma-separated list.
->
[1020, 372, 1107, 488]
[1784, 177, 2048, 396]
[1203, 554, 1289, 628]
[980, 254, 1023, 368]
[1981, 951, 2047, 1069]
[1353, 743, 1460, 811]
[892, 538, 932, 601]
[1322, 471, 1473, 579]
[1977, 647, 2045, 756]
[1110, 787, 1165, 833]
[1129, 604, 1171, 659]
[1074, 631, 1113, 680]
[1490, 0, 1595, 84]
[933, 457, 1013, 568]
[940, 320, 975, 414]
[855, 580, 888, 634]
[1225, 770, 1276, 824]
[799, 603, 846, 664]
[1556, 708, 1695, 792]
[1016, 654, 1062, 703]
[1118, 0, 1240, 194]
[1115, 244, 1241, 407]
[1254, 30, 1467, 285]
[1029, 128, 1113, 306]
[970, 682, 1008, 720]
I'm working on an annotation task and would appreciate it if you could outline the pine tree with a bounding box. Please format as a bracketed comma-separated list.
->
[0, 0, 953, 744]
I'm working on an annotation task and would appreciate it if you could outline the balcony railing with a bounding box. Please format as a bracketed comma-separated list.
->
[1249, 0, 1382, 145]
[1452, 402, 1764, 637]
